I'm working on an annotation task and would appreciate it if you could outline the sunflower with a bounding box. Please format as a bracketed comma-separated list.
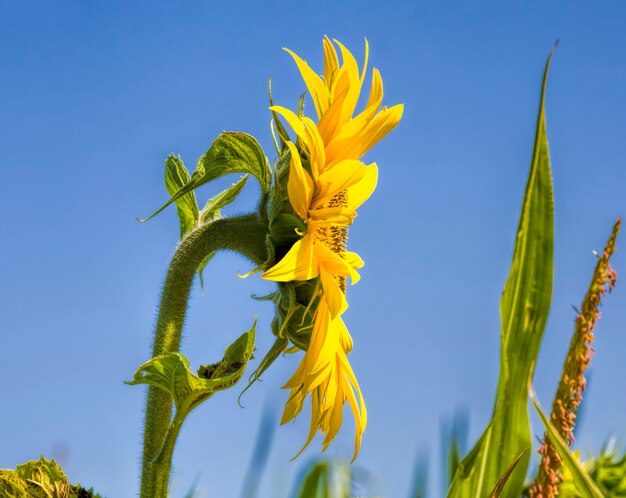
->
[262, 37, 402, 460]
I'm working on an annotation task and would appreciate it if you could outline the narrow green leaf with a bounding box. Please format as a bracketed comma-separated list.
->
[489, 449, 529, 498]
[164, 154, 199, 238]
[238, 335, 288, 405]
[141, 132, 270, 222]
[447, 46, 556, 498]
[200, 174, 249, 222]
[197, 251, 216, 289]
[127, 322, 255, 414]
[269, 77, 290, 149]
[530, 387, 605, 498]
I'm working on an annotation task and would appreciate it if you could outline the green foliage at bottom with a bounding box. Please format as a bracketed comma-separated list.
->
[0, 456, 102, 498]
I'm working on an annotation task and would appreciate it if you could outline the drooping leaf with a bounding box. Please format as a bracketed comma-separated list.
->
[238, 335, 288, 405]
[126, 322, 255, 414]
[200, 174, 249, 222]
[530, 387, 604, 498]
[447, 46, 556, 498]
[197, 251, 217, 289]
[489, 449, 529, 498]
[142, 133, 270, 222]
[164, 154, 199, 238]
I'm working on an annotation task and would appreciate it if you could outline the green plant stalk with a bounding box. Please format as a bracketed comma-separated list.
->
[140, 213, 268, 498]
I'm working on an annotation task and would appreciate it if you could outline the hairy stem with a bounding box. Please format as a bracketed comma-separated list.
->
[140, 213, 268, 498]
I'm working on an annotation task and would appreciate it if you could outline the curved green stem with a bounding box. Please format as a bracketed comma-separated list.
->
[140, 213, 268, 498]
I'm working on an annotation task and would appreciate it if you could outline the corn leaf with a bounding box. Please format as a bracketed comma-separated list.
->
[447, 46, 556, 498]
[530, 387, 605, 498]
[489, 449, 529, 498]
[295, 460, 350, 498]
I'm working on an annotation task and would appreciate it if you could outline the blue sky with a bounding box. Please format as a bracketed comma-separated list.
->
[1, 1, 625, 497]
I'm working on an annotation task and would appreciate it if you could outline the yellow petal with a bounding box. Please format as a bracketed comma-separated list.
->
[284, 48, 329, 119]
[281, 387, 305, 424]
[342, 373, 365, 462]
[262, 235, 318, 282]
[340, 251, 364, 284]
[285, 141, 314, 219]
[291, 388, 322, 460]
[345, 163, 378, 211]
[269, 105, 307, 142]
[335, 316, 353, 353]
[308, 207, 356, 227]
[301, 117, 326, 179]
[338, 353, 367, 432]
[319, 269, 348, 318]
[332, 40, 363, 130]
[360, 37, 370, 84]
[323, 36, 339, 88]
[315, 242, 361, 285]
[311, 159, 367, 209]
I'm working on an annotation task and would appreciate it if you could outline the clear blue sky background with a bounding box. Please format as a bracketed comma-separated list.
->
[1, 2, 625, 497]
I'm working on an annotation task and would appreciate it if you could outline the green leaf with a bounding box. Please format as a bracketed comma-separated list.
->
[238, 335, 288, 405]
[0, 457, 102, 498]
[447, 46, 556, 498]
[127, 322, 255, 414]
[200, 174, 249, 222]
[142, 133, 270, 222]
[489, 449, 529, 498]
[295, 460, 350, 498]
[197, 251, 216, 289]
[530, 387, 605, 498]
[269, 77, 290, 151]
[165, 154, 199, 238]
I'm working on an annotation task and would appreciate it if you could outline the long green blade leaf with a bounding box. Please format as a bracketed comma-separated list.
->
[489, 449, 529, 498]
[447, 46, 556, 498]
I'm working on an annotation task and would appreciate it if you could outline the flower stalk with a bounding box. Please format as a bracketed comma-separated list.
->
[140, 213, 267, 498]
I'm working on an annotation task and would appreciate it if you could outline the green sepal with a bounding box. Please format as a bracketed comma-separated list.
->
[141, 132, 270, 222]
[127, 322, 255, 413]
[530, 387, 605, 498]
[270, 213, 306, 249]
[297, 90, 307, 118]
[269, 77, 290, 150]
[164, 154, 199, 238]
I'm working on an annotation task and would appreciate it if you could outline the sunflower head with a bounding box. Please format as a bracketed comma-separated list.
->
[252, 36, 402, 461]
